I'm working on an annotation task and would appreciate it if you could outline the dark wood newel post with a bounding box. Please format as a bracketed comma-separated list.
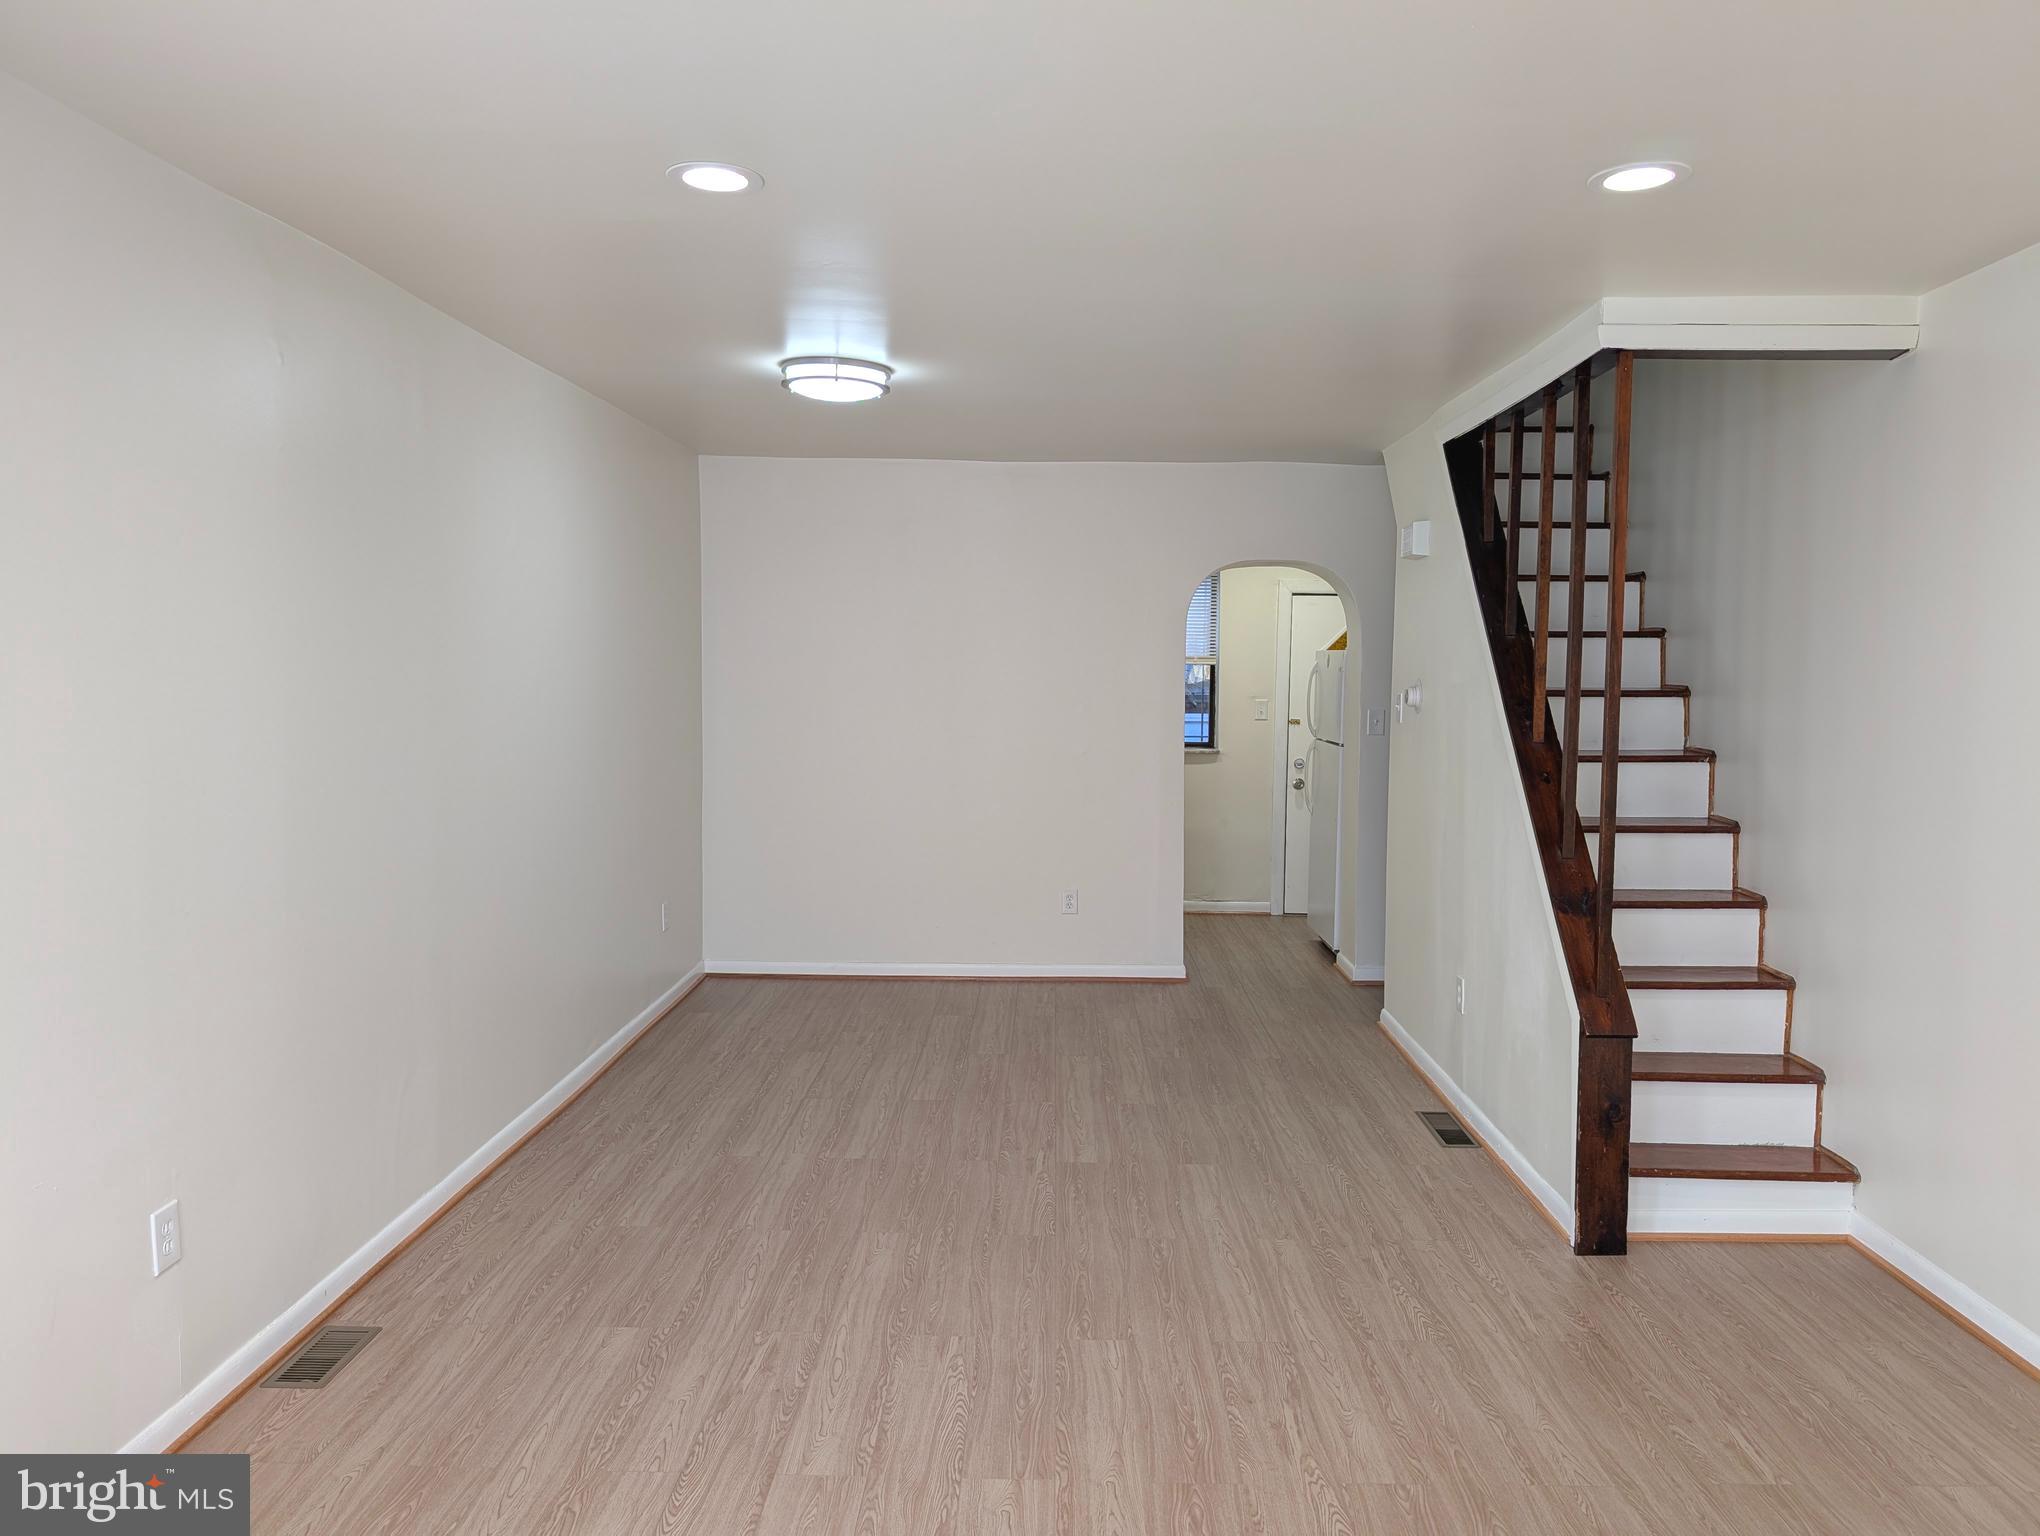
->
[1575, 1031, 1633, 1255]
[1578, 351, 1634, 1256]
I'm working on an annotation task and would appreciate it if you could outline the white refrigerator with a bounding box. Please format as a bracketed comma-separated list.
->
[1304, 650, 1345, 951]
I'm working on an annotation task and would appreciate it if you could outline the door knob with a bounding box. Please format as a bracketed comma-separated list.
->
[1292, 777, 1306, 790]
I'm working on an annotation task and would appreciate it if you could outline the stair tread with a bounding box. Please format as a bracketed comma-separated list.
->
[1631, 1142, 1859, 1182]
[1573, 685, 1688, 698]
[1614, 886, 1765, 908]
[1557, 627, 1667, 639]
[1624, 963, 1797, 990]
[1579, 814, 1737, 834]
[1494, 470, 1609, 481]
[1633, 1051, 1823, 1085]
[1520, 572, 1646, 583]
[1580, 748, 1714, 762]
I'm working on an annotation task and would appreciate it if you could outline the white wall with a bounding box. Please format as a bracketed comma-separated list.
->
[1379, 437, 1581, 1224]
[1626, 242, 2040, 1346]
[699, 459, 1394, 975]
[1183, 565, 1326, 907]
[0, 75, 703, 1451]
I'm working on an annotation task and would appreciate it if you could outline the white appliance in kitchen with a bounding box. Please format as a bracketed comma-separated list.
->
[1303, 648, 1345, 951]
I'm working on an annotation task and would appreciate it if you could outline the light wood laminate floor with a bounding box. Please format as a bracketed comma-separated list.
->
[193, 917, 2040, 1533]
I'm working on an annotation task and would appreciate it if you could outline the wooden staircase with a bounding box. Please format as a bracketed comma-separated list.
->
[1452, 352, 1868, 1240]
[1519, 384, 1859, 1234]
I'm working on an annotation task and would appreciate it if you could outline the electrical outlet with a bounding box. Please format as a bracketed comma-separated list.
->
[150, 1199, 182, 1277]
[1455, 975, 1468, 1015]
[660, 901, 668, 933]
[1060, 889, 1080, 916]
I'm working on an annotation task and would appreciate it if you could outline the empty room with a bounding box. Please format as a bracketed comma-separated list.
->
[4, 2, 2038, 1532]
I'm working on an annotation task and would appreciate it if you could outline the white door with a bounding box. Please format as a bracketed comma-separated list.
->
[1282, 593, 1345, 913]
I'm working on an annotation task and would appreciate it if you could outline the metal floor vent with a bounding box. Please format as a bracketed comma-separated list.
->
[1417, 1110, 1478, 1148]
[261, 1325, 381, 1390]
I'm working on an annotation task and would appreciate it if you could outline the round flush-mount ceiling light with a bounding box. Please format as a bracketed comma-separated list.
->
[666, 161, 762, 193]
[1592, 161, 1689, 193]
[780, 356, 893, 403]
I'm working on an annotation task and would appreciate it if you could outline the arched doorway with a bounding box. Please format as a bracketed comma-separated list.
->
[1181, 562, 1359, 960]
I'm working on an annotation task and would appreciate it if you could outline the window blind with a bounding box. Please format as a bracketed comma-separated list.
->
[1185, 573, 1219, 662]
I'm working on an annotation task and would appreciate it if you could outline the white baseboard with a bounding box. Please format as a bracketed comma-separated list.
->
[1183, 900, 1270, 913]
[121, 963, 707, 1454]
[1377, 1007, 1573, 1240]
[1335, 954, 1386, 983]
[707, 960, 1185, 980]
[1849, 1211, 2040, 1374]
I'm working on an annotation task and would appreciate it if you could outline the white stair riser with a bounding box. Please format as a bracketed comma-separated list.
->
[1520, 579, 1643, 632]
[1498, 476, 1606, 523]
[1588, 829, 1734, 887]
[1632, 1080, 1818, 1146]
[1629, 1176, 1853, 1236]
[1516, 526, 1611, 577]
[1576, 759, 1710, 818]
[1550, 694, 1686, 753]
[1630, 988, 1787, 1053]
[1613, 906, 1762, 967]
[1547, 635, 1662, 690]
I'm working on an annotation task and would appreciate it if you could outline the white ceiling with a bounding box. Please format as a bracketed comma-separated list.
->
[5, 1, 2039, 462]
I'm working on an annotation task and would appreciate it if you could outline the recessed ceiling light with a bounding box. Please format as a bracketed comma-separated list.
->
[1593, 161, 1689, 193]
[667, 161, 762, 193]
[780, 357, 892, 403]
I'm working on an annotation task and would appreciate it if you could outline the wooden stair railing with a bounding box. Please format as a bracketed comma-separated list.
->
[1449, 349, 1637, 1255]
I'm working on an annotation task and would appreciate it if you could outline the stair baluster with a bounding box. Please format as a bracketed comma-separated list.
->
[1596, 351, 1634, 996]
[1531, 381, 1560, 741]
[1481, 420, 1498, 543]
[1559, 360, 1591, 857]
[1503, 406, 1525, 635]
